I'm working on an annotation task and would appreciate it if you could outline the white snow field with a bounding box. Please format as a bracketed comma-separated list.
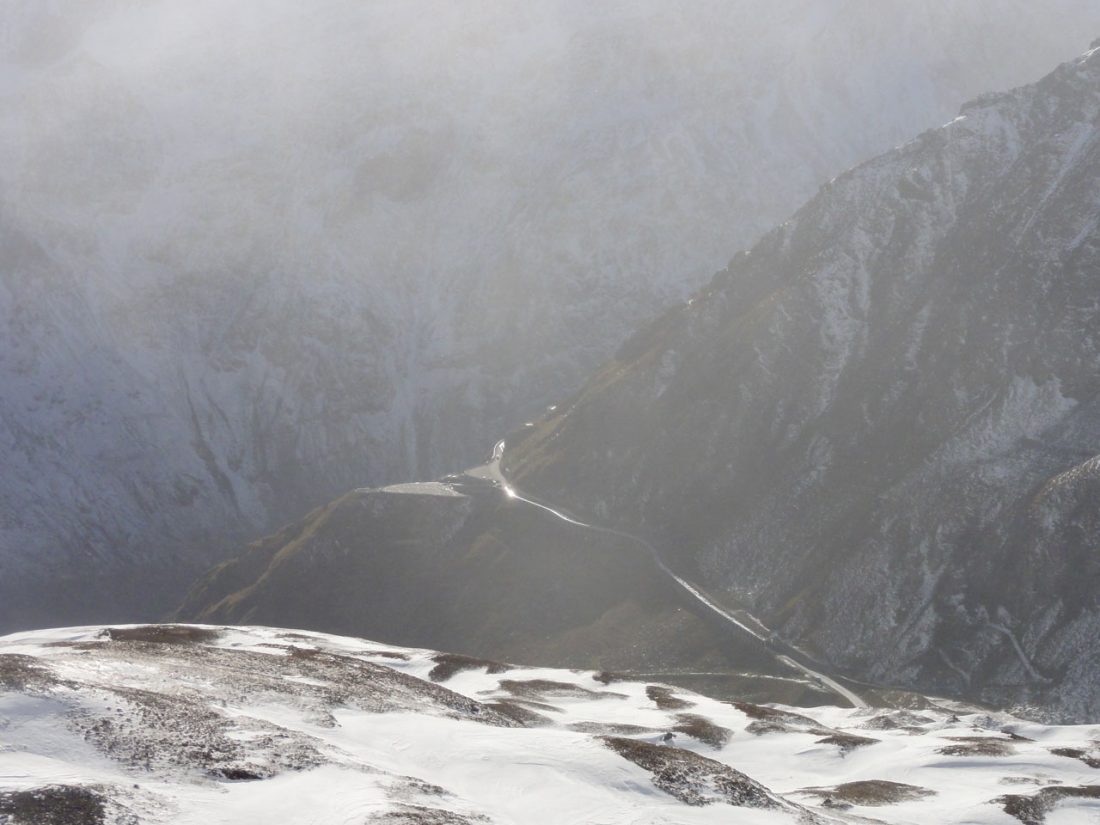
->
[1, 625, 1098, 824]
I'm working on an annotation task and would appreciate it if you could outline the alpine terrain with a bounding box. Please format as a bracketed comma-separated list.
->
[186, 40, 1100, 724]
[6, 1, 1100, 631]
[3, 624, 1100, 824]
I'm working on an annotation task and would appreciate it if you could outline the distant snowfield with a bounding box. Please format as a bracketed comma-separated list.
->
[1, 626, 1097, 824]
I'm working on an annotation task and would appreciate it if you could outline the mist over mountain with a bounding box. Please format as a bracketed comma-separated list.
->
[5, 2, 1100, 630]
[505, 42, 1100, 721]
[186, 41, 1100, 724]
[8, 6, 1100, 823]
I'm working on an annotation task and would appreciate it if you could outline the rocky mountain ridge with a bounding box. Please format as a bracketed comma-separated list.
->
[503, 41, 1100, 721]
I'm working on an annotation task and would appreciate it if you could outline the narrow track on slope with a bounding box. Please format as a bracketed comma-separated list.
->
[478, 440, 867, 709]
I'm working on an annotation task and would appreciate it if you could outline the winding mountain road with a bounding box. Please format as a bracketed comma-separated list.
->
[479, 440, 868, 709]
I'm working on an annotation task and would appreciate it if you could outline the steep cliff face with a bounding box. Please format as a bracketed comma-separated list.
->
[5, 1, 1100, 630]
[506, 43, 1100, 720]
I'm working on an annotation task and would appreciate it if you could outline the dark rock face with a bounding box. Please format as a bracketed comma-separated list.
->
[599, 736, 780, 809]
[999, 786, 1100, 825]
[799, 780, 936, 808]
[504, 45, 1100, 720]
[0, 785, 109, 825]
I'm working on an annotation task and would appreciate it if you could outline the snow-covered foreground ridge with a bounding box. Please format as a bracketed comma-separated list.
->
[1, 626, 1098, 824]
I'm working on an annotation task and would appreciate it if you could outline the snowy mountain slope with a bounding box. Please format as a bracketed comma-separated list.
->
[3, 624, 1099, 824]
[5, 2, 1100, 629]
[496, 42, 1100, 721]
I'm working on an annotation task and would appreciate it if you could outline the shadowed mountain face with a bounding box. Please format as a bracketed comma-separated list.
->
[186, 43, 1100, 721]
[178, 479, 799, 695]
[6, 2, 1100, 631]
[504, 44, 1100, 721]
